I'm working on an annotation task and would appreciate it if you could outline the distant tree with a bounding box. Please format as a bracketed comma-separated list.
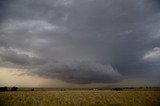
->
[113, 88, 123, 91]
[11, 87, 18, 91]
[0, 87, 8, 92]
[32, 88, 34, 91]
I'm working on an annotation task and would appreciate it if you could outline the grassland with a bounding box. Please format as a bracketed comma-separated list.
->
[0, 90, 160, 106]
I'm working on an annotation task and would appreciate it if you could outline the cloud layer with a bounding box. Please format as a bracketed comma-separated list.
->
[143, 47, 160, 62]
[0, 0, 160, 86]
[34, 61, 122, 84]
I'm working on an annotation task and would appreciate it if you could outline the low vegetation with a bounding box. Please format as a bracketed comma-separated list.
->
[0, 89, 159, 106]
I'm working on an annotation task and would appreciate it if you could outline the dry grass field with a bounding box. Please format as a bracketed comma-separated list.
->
[0, 90, 160, 106]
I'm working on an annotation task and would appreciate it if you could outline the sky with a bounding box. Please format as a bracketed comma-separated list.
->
[0, 0, 160, 88]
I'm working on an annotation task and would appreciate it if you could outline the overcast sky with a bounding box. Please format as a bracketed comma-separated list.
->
[0, 0, 160, 87]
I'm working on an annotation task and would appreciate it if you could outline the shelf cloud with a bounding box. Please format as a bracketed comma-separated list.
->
[0, 0, 160, 86]
[33, 61, 122, 84]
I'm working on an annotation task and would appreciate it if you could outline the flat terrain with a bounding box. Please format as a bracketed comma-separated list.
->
[0, 90, 160, 106]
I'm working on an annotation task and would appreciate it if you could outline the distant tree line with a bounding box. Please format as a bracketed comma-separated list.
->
[0, 87, 8, 92]
[112, 88, 123, 91]
[112, 87, 151, 91]
[11, 87, 18, 91]
[0, 87, 18, 92]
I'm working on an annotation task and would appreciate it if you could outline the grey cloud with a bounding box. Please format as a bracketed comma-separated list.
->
[1, 0, 70, 23]
[0, 35, 8, 48]
[142, 47, 160, 66]
[0, 49, 46, 66]
[0, 0, 160, 85]
[0, 0, 10, 22]
[35, 61, 122, 84]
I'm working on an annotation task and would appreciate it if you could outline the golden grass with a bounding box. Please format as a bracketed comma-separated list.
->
[0, 90, 160, 106]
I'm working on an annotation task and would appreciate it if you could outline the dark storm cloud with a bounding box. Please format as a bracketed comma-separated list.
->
[0, 0, 160, 85]
[0, 35, 8, 47]
[0, 48, 46, 66]
[0, 0, 10, 22]
[35, 61, 122, 84]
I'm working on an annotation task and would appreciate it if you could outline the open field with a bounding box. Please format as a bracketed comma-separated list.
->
[0, 90, 160, 106]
